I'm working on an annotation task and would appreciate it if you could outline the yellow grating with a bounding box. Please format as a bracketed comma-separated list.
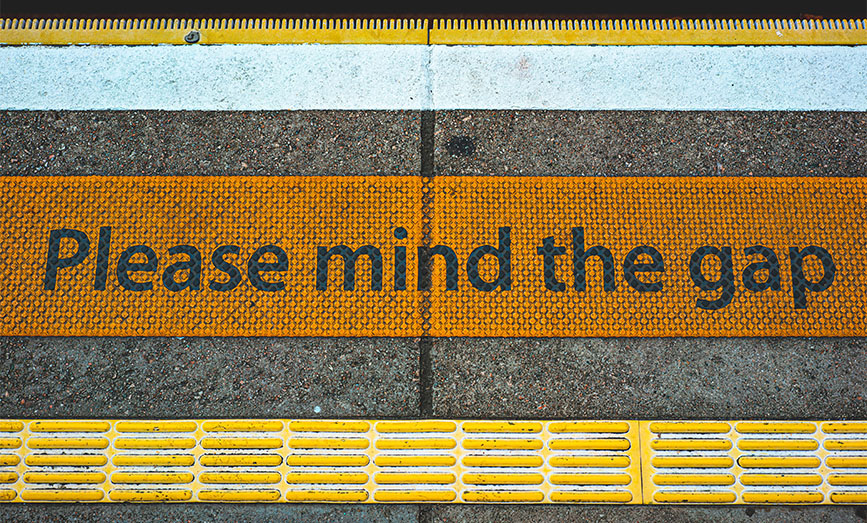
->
[0, 420, 863, 503]
[1, 18, 866, 45]
[0, 176, 863, 337]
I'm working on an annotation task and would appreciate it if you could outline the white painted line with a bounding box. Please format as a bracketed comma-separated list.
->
[1, 45, 865, 110]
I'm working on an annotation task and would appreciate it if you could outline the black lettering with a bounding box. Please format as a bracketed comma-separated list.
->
[116, 245, 158, 292]
[43, 228, 90, 291]
[316, 245, 382, 291]
[93, 226, 111, 291]
[417, 245, 459, 291]
[742, 245, 781, 292]
[209, 245, 242, 292]
[249, 245, 289, 292]
[161, 245, 202, 292]
[537, 236, 566, 291]
[622, 245, 665, 292]
[689, 245, 734, 310]
[394, 227, 407, 291]
[789, 245, 835, 309]
[571, 227, 615, 292]
[466, 227, 511, 292]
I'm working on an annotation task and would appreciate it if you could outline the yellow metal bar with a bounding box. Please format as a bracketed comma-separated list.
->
[1, 18, 867, 45]
[2, 419, 863, 503]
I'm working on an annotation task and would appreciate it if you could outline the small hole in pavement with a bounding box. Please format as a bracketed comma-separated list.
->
[445, 136, 476, 157]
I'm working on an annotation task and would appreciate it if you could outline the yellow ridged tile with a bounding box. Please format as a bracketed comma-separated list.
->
[27, 454, 107, 467]
[823, 422, 867, 433]
[285, 490, 369, 502]
[29, 421, 110, 433]
[550, 473, 632, 485]
[738, 457, 821, 469]
[376, 421, 456, 433]
[550, 491, 633, 503]
[550, 438, 630, 450]
[202, 437, 283, 449]
[824, 439, 867, 450]
[115, 437, 197, 449]
[652, 474, 735, 486]
[463, 473, 544, 485]
[0, 490, 16, 501]
[374, 473, 456, 484]
[200, 454, 283, 467]
[737, 439, 819, 451]
[826, 456, 867, 468]
[549, 421, 630, 433]
[287, 455, 369, 467]
[374, 490, 457, 502]
[830, 492, 867, 503]
[0, 422, 23, 433]
[550, 456, 631, 468]
[115, 421, 197, 433]
[109, 489, 193, 502]
[202, 420, 283, 432]
[653, 491, 737, 503]
[285, 473, 368, 484]
[289, 437, 368, 450]
[740, 474, 823, 486]
[20, 489, 104, 501]
[651, 456, 734, 468]
[735, 422, 816, 434]
[28, 437, 109, 449]
[0, 438, 21, 449]
[462, 456, 542, 468]
[463, 438, 542, 450]
[462, 491, 544, 502]
[648, 422, 730, 434]
[741, 492, 824, 503]
[200, 472, 282, 484]
[462, 421, 542, 433]
[113, 455, 195, 467]
[0, 472, 18, 484]
[290, 421, 369, 433]
[23, 472, 105, 484]
[111, 472, 194, 484]
[0, 455, 20, 466]
[198, 489, 281, 501]
[376, 438, 455, 450]
[828, 474, 867, 486]
[650, 439, 731, 451]
[376, 455, 456, 467]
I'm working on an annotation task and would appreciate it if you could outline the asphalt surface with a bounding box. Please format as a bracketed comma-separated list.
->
[1, 110, 866, 522]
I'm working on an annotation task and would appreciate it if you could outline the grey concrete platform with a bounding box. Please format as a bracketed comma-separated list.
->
[1, 110, 865, 521]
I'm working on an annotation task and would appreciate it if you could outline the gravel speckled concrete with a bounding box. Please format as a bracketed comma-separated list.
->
[0, 503, 417, 522]
[432, 337, 867, 419]
[435, 111, 867, 176]
[0, 111, 420, 175]
[425, 505, 867, 523]
[0, 337, 419, 419]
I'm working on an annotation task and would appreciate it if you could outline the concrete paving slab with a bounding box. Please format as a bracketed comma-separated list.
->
[424, 505, 867, 523]
[0, 110, 420, 175]
[0, 337, 419, 419]
[434, 111, 867, 175]
[431, 337, 867, 419]
[0, 503, 417, 522]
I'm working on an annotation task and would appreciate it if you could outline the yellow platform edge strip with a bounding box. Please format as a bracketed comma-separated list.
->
[0, 419, 864, 504]
[1, 176, 865, 337]
[0, 18, 866, 45]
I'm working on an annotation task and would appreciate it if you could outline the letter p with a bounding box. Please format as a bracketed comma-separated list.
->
[43, 229, 90, 290]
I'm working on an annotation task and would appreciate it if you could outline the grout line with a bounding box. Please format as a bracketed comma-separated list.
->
[418, 110, 436, 419]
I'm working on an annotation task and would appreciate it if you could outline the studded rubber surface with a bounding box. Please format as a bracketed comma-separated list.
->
[0, 419, 864, 504]
[0, 176, 863, 337]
